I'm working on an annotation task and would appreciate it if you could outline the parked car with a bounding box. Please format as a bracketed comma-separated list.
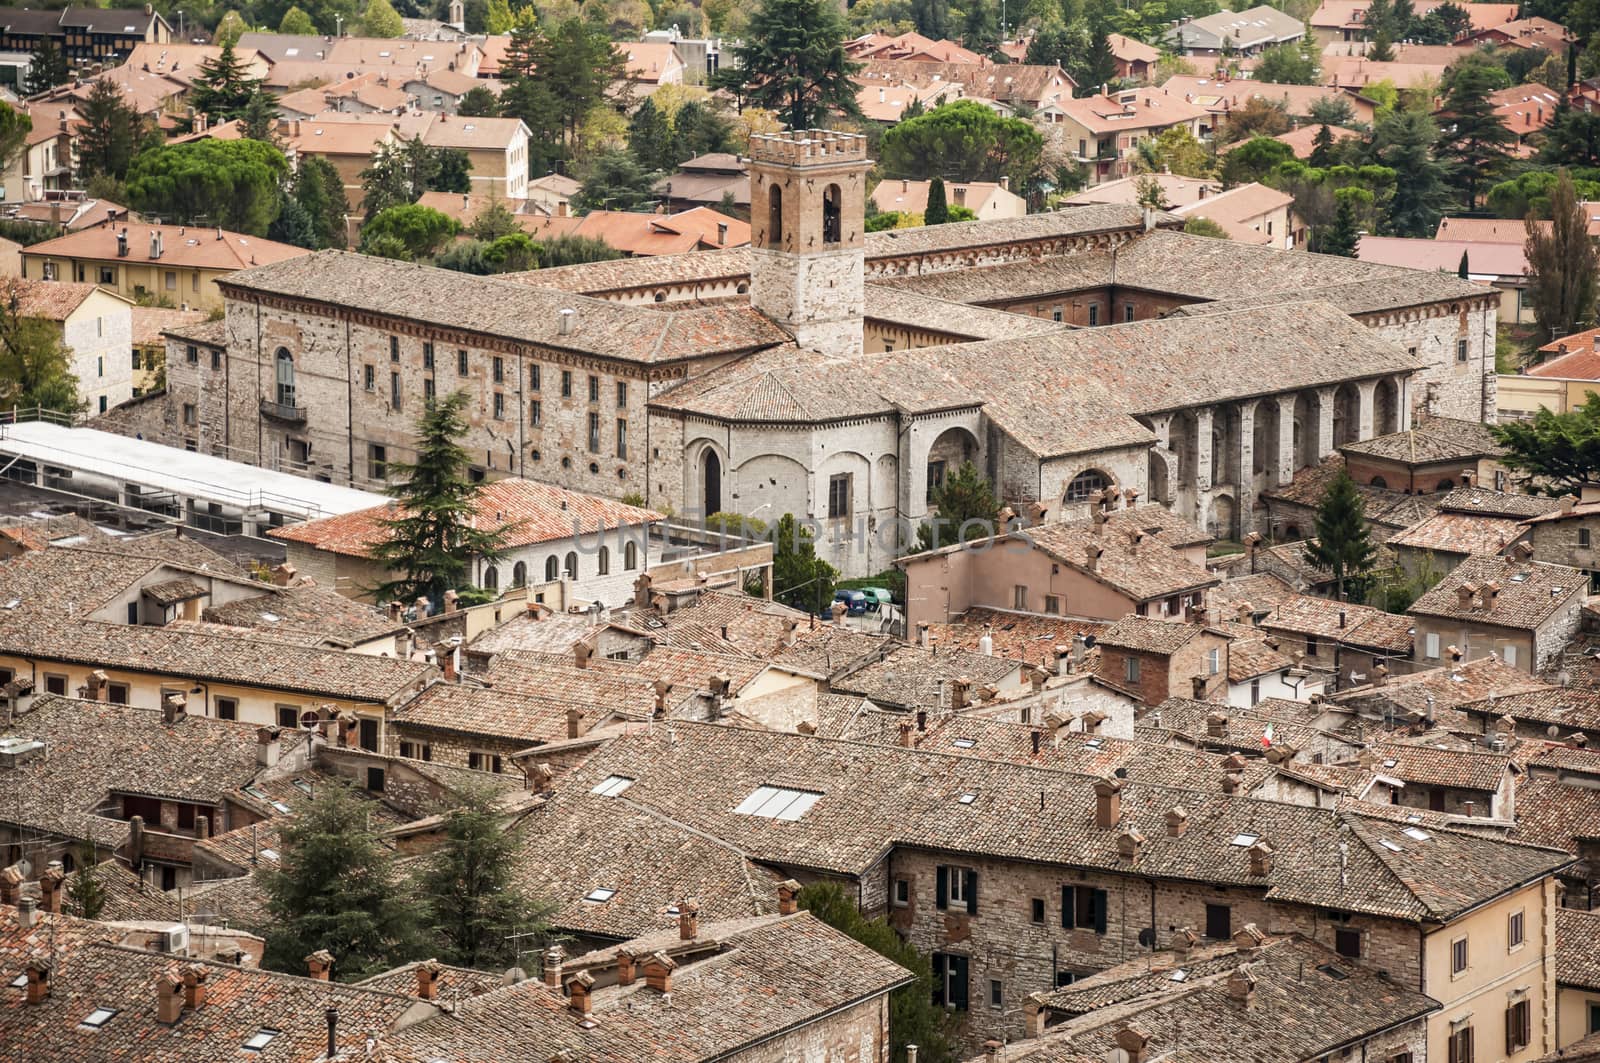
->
[859, 587, 893, 612]
[832, 589, 869, 616]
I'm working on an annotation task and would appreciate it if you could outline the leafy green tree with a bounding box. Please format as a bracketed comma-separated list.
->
[1526, 169, 1600, 345]
[432, 148, 472, 194]
[359, 203, 460, 260]
[73, 80, 149, 181]
[214, 10, 248, 47]
[1254, 42, 1318, 84]
[1304, 467, 1376, 601]
[1370, 110, 1451, 236]
[1492, 393, 1600, 495]
[1082, 23, 1117, 91]
[126, 138, 289, 234]
[279, 5, 318, 32]
[924, 176, 950, 224]
[66, 848, 108, 920]
[911, 0, 950, 38]
[538, 233, 621, 266]
[417, 783, 552, 970]
[1488, 168, 1600, 219]
[573, 149, 659, 213]
[799, 882, 954, 1063]
[23, 39, 69, 97]
[1457, 248, 1469, 279]
[1182, 216, 1228, 238]
[1411, 1, 1469, 42]
[359, 136, 452, 218]
[670, 101, 739, 162]
[1146, 124, 1214, 178]
[468, 200, 519, 240]
[0, 103, 29, 179]
[368, 391, 512, 604]
[1220, 97, 1292, 145]
[240, 89, 280, 143]
[1307, 94, 1357, 128]
[915, 461, 999, 551]
[879, 99, 1043, 185]
[1435, 58, 1516, 210]
[524, 18, 626, 158]
[1321, 189, 1363, 256]
[293, 154, 351, 249]
[362, 0, 406, 36]
[772, 513, 838, 614]
[961, 0, 1000, 57]
[458, 86, 500, 117]
[712, 0, 862, 131]
[1220, 135, 1293, 187]
[257, 781, 421, 980]
[484, 0, 512, 32]
[0, 282, 82, 415]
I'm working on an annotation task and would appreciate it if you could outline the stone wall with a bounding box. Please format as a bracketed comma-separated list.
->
[1360, 298, 1497, 422]
[724, 990, 890, 1063]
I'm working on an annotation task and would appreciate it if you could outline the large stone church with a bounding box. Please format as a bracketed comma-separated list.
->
[159, 130, 1495, 577]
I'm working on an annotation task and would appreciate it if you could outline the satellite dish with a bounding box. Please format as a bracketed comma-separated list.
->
[1083, 634, 1097, 649]
[1548, 724, 1562, 738]
[1138, 927, 1157, 948]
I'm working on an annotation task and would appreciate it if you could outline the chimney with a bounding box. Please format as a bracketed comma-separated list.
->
[1093, 776, 1124, 828]
[162, 692, 186, 724]
[1460, 470, 1474, 488]
[157, 972, 184, 1024]
[951, 676, 972, 710]
[642, 951, 676, 994]
[148, 230, 163, 260]
[1483, 580, 1500, 608]
[1232, 923, 1267, 954]
[1055, 643, 1072, 677]
[116, 229, 128, 257]
[15, 896, 39, 929]
[716, 222, 728, 245]
[1165, 805, 1189, 837]
[615, 949, 637, 986]
[777, 878, 802, 915]
[917, 622, 931, 649]
[566, 707, 585, 739]
[443, 589, 460, 613]
[1116, 827, 1145, 862]
[1247, 840, 1274, 876]
[38, 865, 63, 914]
[195, 815, 209, 841]
[182, 964, 208, 1009]
[678, 898, 700, 940]
[1114, 1023, 1151, 1063]
[559, 308, 575, 336]
[306, 950, 334, 981]
[654, 678, 673, 717]
[1561, 494, 1577, 514]
[415, 960, 442, 1001]
[23, 958, 50, 1004]
[1022, 992, 1047, 1038]
[542, 944, 564, 988]
[916, 710, 927, 732]
[567, 970, 595, 1017]
[1226, 963, 1257, 1006]
[830, 600, 848, 628]
[1085, 542, 1103, 571]
[128, 815, 145, 871]
[574, 642, 593, 669]
[1001, 175, 1010, 191]
[897, 720, 914, 747]
[83, 670, 108, 701]
[270, 562, 296, 586]
[1206, 711, 1227, 739]
[1171, 926, 1199, 956]
[0, 866, 20, 906]
[256, 726, 282, 768]
[337, 712, 358, 749]
[1221, 772, 1244, 795]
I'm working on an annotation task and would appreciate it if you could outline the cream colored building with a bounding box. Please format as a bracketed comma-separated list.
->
[2, 278, 134, 415]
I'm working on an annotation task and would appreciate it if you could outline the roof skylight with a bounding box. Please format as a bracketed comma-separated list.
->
[734, 785, 822, 821]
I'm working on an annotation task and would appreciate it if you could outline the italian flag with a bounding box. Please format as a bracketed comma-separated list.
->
[1261, 723, 1274, 748]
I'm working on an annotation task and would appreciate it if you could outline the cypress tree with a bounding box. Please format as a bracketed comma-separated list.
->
[1458, 248, 1470, 278]
[1304, 467, 1376, 601]
[1308, 123, 1336, 168]
[924, 177, 950, 225]
[1526, 168, 1600, 342]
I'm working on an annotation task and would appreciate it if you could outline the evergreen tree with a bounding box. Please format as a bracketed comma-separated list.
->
[417, 783, 552, 970]
[1436, 58, 1516, 210]
[188, 39, 259, 125]
[362, 0, 406, 36]
[924, 176, 950, 224]
[1458, 248, 1469, 278]
[367, 391, 512, 605]
[1370, 110, 1452, 237]
[1367, 26, 1395, 62]
[1540, 101, 1600, 168]
[800, 882, 955, 1063]
[712, 0, 862, 131]
[257, 781, 421, 980]
[457, 86, 500, 117]
[358, 203, 459, 259]
[671, 101, 739, 161]
[573, 149, 659, 213]
[0, 103, 28, 179]
[23, 39, 69, 97]
[627, 98, 673, 172]
[74, 79, 148, 181]
[268, 193, 319, 249]
[915, 460, 1000, 551]
[1526, 169, 1600, 344]
[294, 154, 350, 249]
[771, 513, 837, 614]
[214, 10, 247, 47]
[1083, 23, 1117, 93]
[1309, 123, 1336, 168]
[67, 857, 108, 920]
[432, 148, 472, 194]
[1491, 393, 1600, 495]
[1303, 467, 1376, 602]
[240, 89, 280, 143]
[961, 0, 1000, 57]
[911, 0, 950, 39]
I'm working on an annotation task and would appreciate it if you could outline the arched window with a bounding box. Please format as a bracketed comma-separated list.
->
[545, 556, 559, 581]
[624, 541, 639, 570]
[512, 561, 527, 587]
[822, 183, 842, 244]
[564, 551, 578, 579]
[768, 183, 783, 246]
[1065, 469, 1109, 503]
[61, 850, 75, 872]
[483, 566, 499, 592]
[736, 282, 749, 295]
[597, 545, 610, 575]
[274, 348, 295, 407]
[1370, 476, 1388, 489]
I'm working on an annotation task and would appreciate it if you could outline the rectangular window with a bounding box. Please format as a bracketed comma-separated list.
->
[389, 336, 399, 362]
[1426, 632, 1441, 659]
[1448, 1026, 1473, 1063]
[467, 751, 504, 773]
[43, 674, 66, 696]
[561, 370, 572, 397]
[492, 356, 504, 383]
[1088, 303, 1099, 326]
[1506, 1000, 1530, 1053]
[1503, 644, 1518, 667]
[1124, 656, 1141, 684]
[1207, 647, 1220, 675]
[107, 683, 129, 705]
[1044, 595, 1061, 615]
[588, 374, 600, 403]
[1509, 909, 1525, 949]
[276, 704, 299, 729]
[133, 351, 142, 370]
[182, 403, 196, 426]
[211, 348, 221, 370]
[1031, 897, 1045, 923]
[493, 392, 505, 420]
[1205, 903, 1230, 940]
[931, 952, 969, 1010]
[1335, 927, 1361, 958]
[1124, 302, 1135, 322]
[529, 363, 540, 390]
[1061, 885, 1108, 933]
[1457, 338, 1469, 362]
[216, 697, 237, 721]
[98, 396, 106, 414]
[1452, 936, 1468, 975]
[989, 978, 1003, 1010]
[734, 785, 822, 820]
[98, 266, 114, 284]
[893, 878, 910, 907]
[185, 344, 198, 365]
[1582, 528, 1592, 548]
[1250, 678, 1261, 706]
[936, 865, 979, 914]
[1305, 635, 1319, 657]
[828, 474, 850, 519]
[588, 412, 601, 452]
[390, 373, 400, 409]
[1011, 584, 1027, 610]
[363, 364, 375, 390]
[423, 378, 434, 400]
[164, 270, 176, 290]
[422, 341, 434, 369]
[529, 399, 541, 426]
[366, 766, 385, 792]
[126, 601, 138, 625]
[1590, 1002, 1600, 1035]
[1051, 306, 1063, 323]
[457, 349, 469, 376]
[616, 380, 627, 407]
[368, 443, 387, 481]
[616, 418, 627, 458]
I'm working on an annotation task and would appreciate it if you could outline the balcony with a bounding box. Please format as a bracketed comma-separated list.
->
[259, 398, 306, 424]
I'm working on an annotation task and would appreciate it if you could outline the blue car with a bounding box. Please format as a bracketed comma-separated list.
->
[832, 589, 869, 616]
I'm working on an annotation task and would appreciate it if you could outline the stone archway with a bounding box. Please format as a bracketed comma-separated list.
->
[1148, 447, 1173, 505]
[701, 447, 723, 517]
[1333, 382, 1360, 448]
[925, 425, 981, 504]
[1374, 378, 1400, 437]
[1293, 393, 1317, 470]
[1208, 494, 1237, 540]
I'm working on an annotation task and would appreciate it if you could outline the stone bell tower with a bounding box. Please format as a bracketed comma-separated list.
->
[746, 130, 870, 357]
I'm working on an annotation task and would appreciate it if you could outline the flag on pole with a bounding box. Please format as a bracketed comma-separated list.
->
[1261, 722, 1274, 748]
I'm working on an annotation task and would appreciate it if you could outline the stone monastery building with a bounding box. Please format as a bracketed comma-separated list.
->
[162, 130, 1496, 576]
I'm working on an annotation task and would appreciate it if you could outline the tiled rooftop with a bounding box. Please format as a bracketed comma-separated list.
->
[1408, 556, 1586, 629]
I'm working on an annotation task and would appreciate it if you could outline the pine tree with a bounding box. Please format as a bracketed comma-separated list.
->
[293, 154, 350, 249]
[417, 783, 552, 970]
[1367, 25, 1395, 62]
[239, 89, 279, 143]
[1308, 123, 1336, 168]
[711, 0, 862, 131]
[74, 79, 147, 181]
[924, 176, 950, 225]
[257, 781, 421, 980]
[771, 513, 837, 614]
[1322, 193, 1361, 256]
[627, 98, 673, 172]
[1436, 59, 1516, 210]
[188, 39, 258, 125]
[367, 391, 512, 606]
[66, 845, 107, 920]
[458, 86, 499, 117]
[1371, 110, 1452, 237]
[1526, 169, 1600, 343]
[1304, 467, 1376, 602]
[915, 460, 999, 551]
[24, 39, 69, 97]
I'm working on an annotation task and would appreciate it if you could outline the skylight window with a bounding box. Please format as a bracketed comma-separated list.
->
[1510, 572, 1530, 583]
[1084, 738, 1104, 749]
[243, 1029, 281, 1051]
[292, 779, 313, 794]
[259, 612, 281, 623]
[1382, 759, 1398, 769]
[8, 974, 25, 988]
[952, 737, 977, 749]
[591, 775, 635, 798]
[1379, 838, 1404, 852]
[1402, 827, 1431, 842]
[259, 848, 280, 862]
[583, 887, 616, 903]
[80, 1008, 116, 1030]
[1167, 969, 1188, 982]
[270, 801, 290, 814]
[1229, 833, 1259, 847]
[734, 785, 823, 821]
[958, 792, 977, 805]
[1317, 964, 1349, 981]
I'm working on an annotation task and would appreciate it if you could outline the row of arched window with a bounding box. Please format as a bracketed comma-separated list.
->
[481, 542, 639, 592]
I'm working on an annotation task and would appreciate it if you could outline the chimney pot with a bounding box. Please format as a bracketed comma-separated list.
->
[15, 896, 39, 928]
[157, 972, 184, 1024]
[306, 950, 334, 981]
[642, 950, 676, 994]
[1116, 827, 1145, 862]
[182, 964, 208, 1009]
[38, 866, 64, 914]
[1093, 776, 1124, 828]
[23, 958, 51, 1004]
[777, 878, 802, 915]
[677, 898, 700, 940]
[415, 960, 442, 1000]
[574, 642, 593, 669]
[567, 970, 595, 1016]
[542, 944, 564, 988]
[1226, 963, 1258, 1006]
[615, 949, 637, 986]
[1247, 840, 1275, 876]
[1114, 1022, 1151, 1063]
[1165, 805, 1189, 837]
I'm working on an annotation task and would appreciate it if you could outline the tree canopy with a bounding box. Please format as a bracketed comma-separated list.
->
[359, 203, 460, 260]
[125, 138, 289, 234]
[1492, 393, 1600, 495]
[711, 0, 862, 131]
[0, 281, 83, 416]
[879, 100, 1043, 186]
[1526, 170, 1600, 356]
[1304, 467, 1376, 601]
